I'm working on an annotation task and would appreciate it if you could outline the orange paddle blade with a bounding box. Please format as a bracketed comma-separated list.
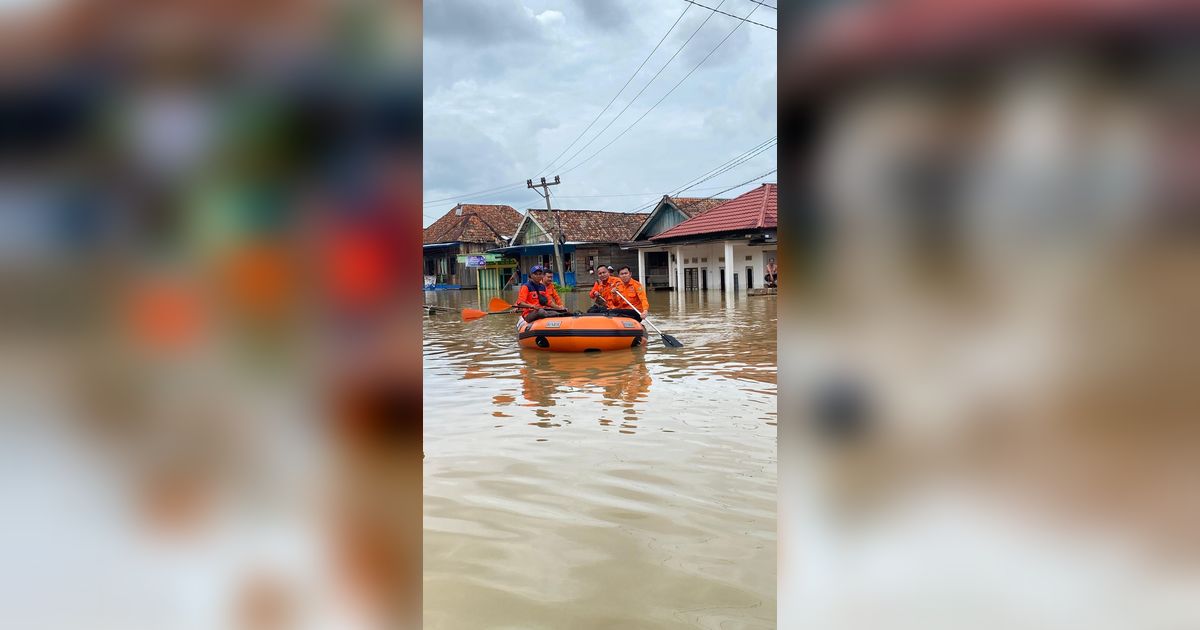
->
[488, 297, 512, 313]
[462, 308, 487, 321]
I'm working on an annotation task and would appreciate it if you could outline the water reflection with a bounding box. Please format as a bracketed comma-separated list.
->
[516, 349, 652, 410]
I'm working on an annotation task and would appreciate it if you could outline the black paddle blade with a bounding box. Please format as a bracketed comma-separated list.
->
[659, 333, 683, 348]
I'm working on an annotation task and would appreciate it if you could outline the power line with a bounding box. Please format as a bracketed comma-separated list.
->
[423, 180, 528, 206]
[552, 187, 728, 199]
[705, 168, 776, 199]
[624, 137, 777, 212]
[672, 138, 776, 194]
[625, 136, 776, 212]
[559, 1, 765, 176]
[744, 0, 777, 11]
[548, 0, 732, 177]
[681, 0, 776, 30]
[534, 4, 693, 177]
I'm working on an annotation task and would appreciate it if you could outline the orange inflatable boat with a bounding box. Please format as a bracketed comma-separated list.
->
[516, 313, 646, 352]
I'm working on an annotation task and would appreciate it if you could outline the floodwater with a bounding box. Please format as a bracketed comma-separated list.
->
[423, 288, 777, 629]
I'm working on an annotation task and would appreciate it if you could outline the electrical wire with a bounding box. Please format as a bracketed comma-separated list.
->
[534, 4, 693, 178]
[546, 0, 732, 177]
[559, 1, 764, 176]
[681, 0, 776, 30]
[422, 180, 528, 206]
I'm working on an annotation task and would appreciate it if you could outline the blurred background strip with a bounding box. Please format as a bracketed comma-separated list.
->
[780, 0, 1200, 628]
[1, 0, 423, 627]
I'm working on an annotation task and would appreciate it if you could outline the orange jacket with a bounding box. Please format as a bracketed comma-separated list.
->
[610, 278, 649, 312]
[589, 276, 620, 306]
[517, 280, 563, 317]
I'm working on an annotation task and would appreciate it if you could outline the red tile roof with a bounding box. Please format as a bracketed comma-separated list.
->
[423, 204, 522, 245]
[651, 184, 777, 241]
[527, 209, 650, 243]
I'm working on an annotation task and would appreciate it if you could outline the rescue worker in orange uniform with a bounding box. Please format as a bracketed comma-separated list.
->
[514, 265, 565, 322]
[586, 264, 621, 314]
[609, 265, 649, 321]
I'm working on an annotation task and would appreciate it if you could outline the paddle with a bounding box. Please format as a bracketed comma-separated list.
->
[462, 296, 566, 321]
[613, 285, 683, 347]
[482, 297, 569, 317]
[461, 307, 515, 321]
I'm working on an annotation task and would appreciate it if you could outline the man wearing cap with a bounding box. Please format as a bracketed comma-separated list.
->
[586, 264, 621, 314]
[514, 265, 565, 322]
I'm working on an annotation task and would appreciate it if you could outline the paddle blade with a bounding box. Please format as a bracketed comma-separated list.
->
[462, 308, 487, 321]
[488, 297, 511, 313]
[660, 333, 683, 348]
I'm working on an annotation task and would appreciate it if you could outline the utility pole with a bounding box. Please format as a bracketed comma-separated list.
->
[527, 176, 569, 288]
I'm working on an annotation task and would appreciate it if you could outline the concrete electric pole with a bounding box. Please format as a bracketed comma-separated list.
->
[527, 176, 569, 288]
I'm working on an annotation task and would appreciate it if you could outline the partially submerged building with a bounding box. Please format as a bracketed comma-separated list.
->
[489, 209, 648, 287]
[627, 184, 777, 296]
[623, 196, 730, 289]
[422, 204, 522, 289]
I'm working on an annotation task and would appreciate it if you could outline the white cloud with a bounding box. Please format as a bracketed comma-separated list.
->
[534, 10, 564, 27]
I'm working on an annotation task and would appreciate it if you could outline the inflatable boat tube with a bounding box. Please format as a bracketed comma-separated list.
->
[516, 313, 646, 352]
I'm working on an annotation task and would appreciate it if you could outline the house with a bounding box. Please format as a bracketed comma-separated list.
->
[628, 184, 777, 298]
[423, 204, 522, 289]
[488, 209, 649, 288]
[623, 195, 730, 289]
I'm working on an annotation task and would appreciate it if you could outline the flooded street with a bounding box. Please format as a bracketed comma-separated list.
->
[423, 289, 777, 629]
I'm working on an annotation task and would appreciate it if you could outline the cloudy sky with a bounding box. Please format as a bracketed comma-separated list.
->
[422, 0, 777, 227]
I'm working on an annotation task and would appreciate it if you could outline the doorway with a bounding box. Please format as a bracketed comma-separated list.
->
[746, 266, 754, 290]
[684, 267, 697, 290]
[719, 268, 725, 291]
[701, 268, 708, 290]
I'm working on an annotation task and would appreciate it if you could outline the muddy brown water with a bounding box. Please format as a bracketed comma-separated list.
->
[423, 288, 777, 629]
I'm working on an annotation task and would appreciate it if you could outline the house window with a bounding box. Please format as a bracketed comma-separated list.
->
[449, 256, 457, 276]
[425, 258, 435, 275]
[701, 257, 707, 262]
[719, 257, 725, 262]
[564, 252, 572, 272]
[745, 255, 753, 261]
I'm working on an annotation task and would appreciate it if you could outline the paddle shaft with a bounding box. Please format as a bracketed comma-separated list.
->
[613, 286, 662, 334]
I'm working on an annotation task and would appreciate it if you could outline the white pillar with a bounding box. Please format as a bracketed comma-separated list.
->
[724, 240, 735, 301]
[667, 251, 674, 289]
[637, 248, 646, 286]
[674, 246, 685, 292]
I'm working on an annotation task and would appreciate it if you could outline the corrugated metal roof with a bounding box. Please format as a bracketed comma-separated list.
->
[651, 184, 777, 241]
